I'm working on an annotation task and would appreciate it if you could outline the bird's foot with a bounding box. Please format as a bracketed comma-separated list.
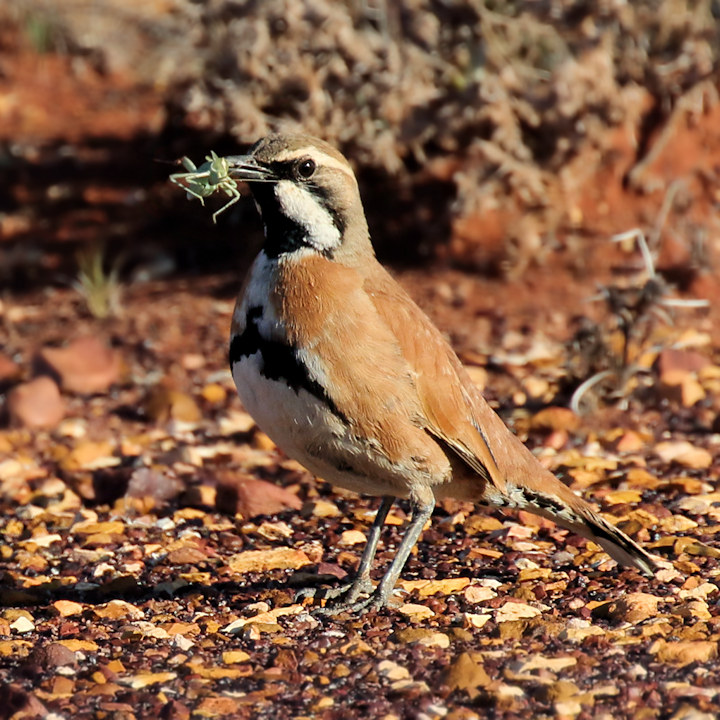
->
[311, 591, 385, 616]
[296, 576, 381, 614]
[311, 581, 397, 617]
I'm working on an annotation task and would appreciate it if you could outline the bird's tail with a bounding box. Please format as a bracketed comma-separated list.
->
[562, 503, 657, 576]
[499, 483, 657, 576]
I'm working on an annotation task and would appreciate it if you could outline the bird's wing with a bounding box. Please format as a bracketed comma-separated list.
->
[363, 265, 658, 575]
[363, 265, 518, 492]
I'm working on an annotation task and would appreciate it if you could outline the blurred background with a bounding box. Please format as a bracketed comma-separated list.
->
[2, 0, 719, 278]
[1, 0, 719, 426]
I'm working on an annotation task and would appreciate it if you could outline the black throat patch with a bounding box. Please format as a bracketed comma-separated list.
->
[229, 306, 346, 421]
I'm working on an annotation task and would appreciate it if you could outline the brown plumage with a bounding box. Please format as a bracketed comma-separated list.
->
[226, 134, 657, 613]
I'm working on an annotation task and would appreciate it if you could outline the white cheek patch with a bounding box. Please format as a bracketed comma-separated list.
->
[274, 180, 341, 252]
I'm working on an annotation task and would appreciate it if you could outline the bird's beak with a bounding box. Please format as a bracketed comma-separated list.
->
[226, 155, 276, 183]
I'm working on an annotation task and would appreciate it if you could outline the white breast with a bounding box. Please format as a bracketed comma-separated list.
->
[229, 251, 420, 499]
[230, 251, 345, 479]
[232, 354, 339, 461]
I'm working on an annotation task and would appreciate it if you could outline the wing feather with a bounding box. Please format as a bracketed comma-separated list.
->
[363, 266, 508, 490]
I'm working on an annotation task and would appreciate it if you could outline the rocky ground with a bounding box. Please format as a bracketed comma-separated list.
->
[1, 3, 720, 719]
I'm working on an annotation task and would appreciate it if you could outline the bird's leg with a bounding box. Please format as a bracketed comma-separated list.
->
[315, 496, 435, 616]
[296, 495, 394, 604]
[342, 494, 395, 602]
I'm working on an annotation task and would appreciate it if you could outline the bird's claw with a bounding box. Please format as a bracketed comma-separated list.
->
[295, 576, 377, 614]
[311, 592, 383, 617]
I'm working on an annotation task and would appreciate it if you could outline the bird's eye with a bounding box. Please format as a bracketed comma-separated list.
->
[296, 158, 316, 180]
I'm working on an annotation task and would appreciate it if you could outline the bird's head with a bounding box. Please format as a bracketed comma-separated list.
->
[228, 134, 372, 262]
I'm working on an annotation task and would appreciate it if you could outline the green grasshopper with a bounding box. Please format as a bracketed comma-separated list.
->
[170, 151, 241, 223]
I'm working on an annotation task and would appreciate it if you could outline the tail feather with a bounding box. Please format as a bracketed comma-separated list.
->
[568, 506, 656, 576]
[506, 485, 657, 576]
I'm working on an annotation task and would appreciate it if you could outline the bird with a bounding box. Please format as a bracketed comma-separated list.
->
[223, 134, 657, 614]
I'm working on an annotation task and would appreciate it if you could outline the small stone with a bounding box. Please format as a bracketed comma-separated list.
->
[529, 407, 580, 433]
[57, 639, 99, 653]
[7, 377, 65, 429]
[678, 582, 718, 601]
[543, 429, 569, 450]
[93, 600, 145, 621]
[464, 585, 497, 604]
[464, 515, 504, 534]
[444, 652, 491, 698]
[227, 547, 311, 573]
[29, 642, 77, 668]
[216, 475, 302, 518]
[395, 629, 450, 648]
[377, 660, 411, 681]
[222, 604, 303, 633]
[51, 600, 84, 617]
[126, 467, 182, 506]
[658, 515, 698, 533]
[121, 672, 177, 689]
[339, 530, 366, 546]
[679, 376, 706, 407]
[399, 578, 471, 597]
[656, 348, 710, 378]
[222, 650, 251, 664]
[651, 640, 718, 666]
[674, 599, 712, 621]
[603, 489, 642, 505]
[36, 336, 121, 394]
[614, 430, 646, 453]
[143, 385, 202, 424]
[554, 700, 582, 717]
[659, 370, 707, 407]
[193, 697, 242, 716]
[592, 592, 661, 623]
[0, 640, 31, 657]
[124, 621, 170, 640]
[495, 683, 526, 704]
[559, 619, 605, 642]
[257, 521, 293, 540]
[312, 697, 335, 711]
[61, 440, 118, 471]
[305, 499, 342, 518]
[56, 418, 88, 438]
[0, 685, 47, 718]
[397, 603, 435, 620]
[181, 353, 205, 370]
[463, 613, 491, 629]
[168, 545, 208, 565]
[201, 383, 226, 404]
[0, 353, 20, 382]
[10, 616, 35, 633]
[514, 655, 577, 673]
[495, 602, 541, 623]
[72, 519, 125, 535]
[217, 410, 256, 435]
[655, 441, 712, 470]
[523, 376, 549, 399]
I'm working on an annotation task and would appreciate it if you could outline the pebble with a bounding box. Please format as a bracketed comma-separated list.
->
[36, 336, 121, 394]
[7, 376, 65, 429]
[216, 475, 302, 518]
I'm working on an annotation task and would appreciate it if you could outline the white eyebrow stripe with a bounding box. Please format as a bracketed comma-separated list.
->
[273, 147, 355, 179]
